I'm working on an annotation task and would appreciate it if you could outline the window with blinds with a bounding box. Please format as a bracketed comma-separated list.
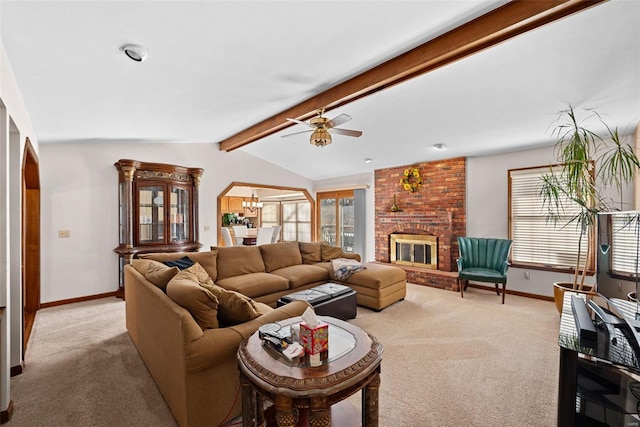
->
[509, 165, 591, 270]
[611, 214, 640, 277]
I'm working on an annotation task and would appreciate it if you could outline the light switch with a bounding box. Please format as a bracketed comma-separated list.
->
[204, 225, 211, 232]
[58, 230, 71, 238]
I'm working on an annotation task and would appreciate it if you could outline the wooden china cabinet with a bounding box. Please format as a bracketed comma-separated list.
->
[113, 159, 203, 298]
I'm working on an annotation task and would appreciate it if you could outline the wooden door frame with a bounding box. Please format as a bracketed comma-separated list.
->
[22, 138, 40, 354]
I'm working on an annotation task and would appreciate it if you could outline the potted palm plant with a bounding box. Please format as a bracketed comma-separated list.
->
[539, 105, 640, 313]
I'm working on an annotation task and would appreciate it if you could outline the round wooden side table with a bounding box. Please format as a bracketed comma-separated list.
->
[237, 316, 383, 427]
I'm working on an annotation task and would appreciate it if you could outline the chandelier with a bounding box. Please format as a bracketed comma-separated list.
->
[242, 189, 263, 212]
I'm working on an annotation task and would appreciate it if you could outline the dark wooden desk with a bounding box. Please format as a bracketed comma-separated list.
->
[237, 316, 382, 427]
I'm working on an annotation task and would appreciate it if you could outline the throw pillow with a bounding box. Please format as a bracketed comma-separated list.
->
[163, 256, 195, 270]
[166, 271, 219, 329]
[298, 242, 322, 264]
[321, 243, 344, 261]
[199, 283, 260, 325]
[144, 260, 180, 291]
[184, 262, 214, 286]
[259, 241, 302, 272]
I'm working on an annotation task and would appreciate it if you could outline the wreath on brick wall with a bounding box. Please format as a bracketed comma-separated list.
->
[400, 167, 422, 192]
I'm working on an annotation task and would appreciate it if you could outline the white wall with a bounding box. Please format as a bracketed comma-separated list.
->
[38, 142, 313, 303]
[466, 144, 633, 297]
[0, 40, 39, 418]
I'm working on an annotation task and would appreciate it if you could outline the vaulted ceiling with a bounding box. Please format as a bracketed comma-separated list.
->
[1, 1, 638, 180]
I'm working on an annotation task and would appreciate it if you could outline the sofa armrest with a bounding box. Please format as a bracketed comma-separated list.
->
[341, 253, 362, 262]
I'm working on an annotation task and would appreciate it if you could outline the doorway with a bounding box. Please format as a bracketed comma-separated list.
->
[317, 190, 355, 252]
[217, 182, 315, 246]
[22, 139, 40, 353]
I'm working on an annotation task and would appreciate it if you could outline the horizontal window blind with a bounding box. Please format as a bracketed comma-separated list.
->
[509, 166, 587, 268]
[611, 214, 640, 276]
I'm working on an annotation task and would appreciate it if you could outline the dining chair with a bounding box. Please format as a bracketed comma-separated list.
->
[271, 225, 282, 243]
[232, 225, 248, 245]
[221, 227, 235, 247]
[256, 227, 274, 246]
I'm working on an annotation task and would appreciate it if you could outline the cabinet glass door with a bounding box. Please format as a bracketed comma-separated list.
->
[139, 185, 164, 243]
[170, 186, 189, 242]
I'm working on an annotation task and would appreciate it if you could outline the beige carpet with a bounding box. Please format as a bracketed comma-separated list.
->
[8, 284, 560, 426]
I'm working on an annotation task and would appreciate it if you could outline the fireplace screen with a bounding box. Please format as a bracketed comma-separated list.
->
[390, 234, 437, 269]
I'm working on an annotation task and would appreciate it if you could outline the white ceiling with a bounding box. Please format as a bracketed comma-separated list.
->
[1, 1, 638, 181]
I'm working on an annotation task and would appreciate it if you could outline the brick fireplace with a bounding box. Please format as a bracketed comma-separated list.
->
[374, 158, 466, 290]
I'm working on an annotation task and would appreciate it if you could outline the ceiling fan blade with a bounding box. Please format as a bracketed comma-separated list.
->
[281, 129, 313, 138]
[286, 118, 313, 128]
[331, 128, 362, 137]
[326, 114, 352, 129]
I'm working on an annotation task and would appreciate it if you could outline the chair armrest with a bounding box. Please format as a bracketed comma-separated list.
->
[456, 257, 464, 272]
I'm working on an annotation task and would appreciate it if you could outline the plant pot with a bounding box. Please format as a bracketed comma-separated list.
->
[553, 281, 596, 315]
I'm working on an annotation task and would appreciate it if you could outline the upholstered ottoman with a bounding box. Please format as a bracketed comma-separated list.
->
[277, 283, 357, 320]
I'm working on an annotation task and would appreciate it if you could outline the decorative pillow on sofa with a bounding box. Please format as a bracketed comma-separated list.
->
[321, 243, 344, 261]
[166, 271, 219, 330]
[139, 251, 218, 281]
[144, 260, 180, 291]
[259, 241, 303, 272]
[298, 242, 322, 264]
[199, 283, 260, 325]
[162, 256, 195, 270]
[215, 246, 266, 280]
[183, 262, 214, 286]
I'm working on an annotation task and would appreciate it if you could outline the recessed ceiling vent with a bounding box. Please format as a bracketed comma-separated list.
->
[119, 44, 148, 62]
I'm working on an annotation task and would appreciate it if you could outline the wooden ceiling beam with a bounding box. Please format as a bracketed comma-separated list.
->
[219, 0, 606, 152]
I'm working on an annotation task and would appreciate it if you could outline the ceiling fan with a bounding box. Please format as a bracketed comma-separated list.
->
[281, 108, 363, 147]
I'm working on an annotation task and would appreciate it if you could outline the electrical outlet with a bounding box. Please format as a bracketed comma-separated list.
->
[524, 271, 530, 280]
[204, 225, 211, 232]
[58, 230, 70, 238]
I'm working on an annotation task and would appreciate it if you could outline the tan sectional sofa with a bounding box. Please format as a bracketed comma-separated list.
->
[124, 241, 406, 426]
[209, 241, 407, 310]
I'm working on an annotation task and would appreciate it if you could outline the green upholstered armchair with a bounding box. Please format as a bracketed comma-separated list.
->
[456, 237, 513, 304]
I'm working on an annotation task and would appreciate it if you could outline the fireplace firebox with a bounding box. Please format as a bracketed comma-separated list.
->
[390, 234, 437, 269]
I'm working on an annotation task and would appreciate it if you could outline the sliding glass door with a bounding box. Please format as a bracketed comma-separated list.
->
[317, 190, 355, 252]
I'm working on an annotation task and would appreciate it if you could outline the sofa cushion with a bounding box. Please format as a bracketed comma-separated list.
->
[144, 260, 180, 291]
[343, 262, 406, 290]
[299, 242, 322, 264]
[321, 243, 344, 261]
[131, 259, 151, 275]
[215, 272, 289, 298]
[215, 246, 265, 280]
[200, 283, 260, 325]
[271, 264, 330, 289]
[138, 250, 218, 282]
[260, 241, 302, 272]
[166, 271, 219, 330]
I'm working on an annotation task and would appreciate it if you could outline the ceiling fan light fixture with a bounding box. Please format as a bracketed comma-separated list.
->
[311, 127, 332, 147]
[119, 44, 148, 62]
